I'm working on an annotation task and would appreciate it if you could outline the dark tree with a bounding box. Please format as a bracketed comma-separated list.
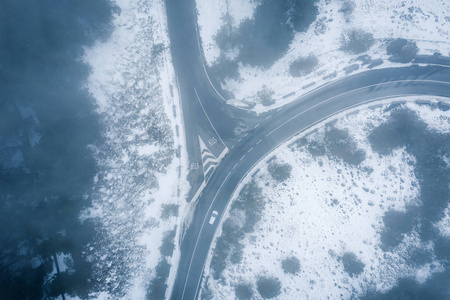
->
[257, 276, 282, 299]
[282, 256, 301, 274]
[340, 29, 374, 54]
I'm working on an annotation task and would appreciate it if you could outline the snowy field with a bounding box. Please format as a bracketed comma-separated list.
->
[196, 0, 450, 113]
[83, 0, 188, 298]
[201, 98, 450, 299]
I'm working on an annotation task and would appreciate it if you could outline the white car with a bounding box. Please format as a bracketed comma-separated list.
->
[209, 210, 219, 225]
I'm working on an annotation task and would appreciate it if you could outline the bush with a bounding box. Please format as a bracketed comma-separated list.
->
[289, 55, 319, 77]
[282, 256, 301, 274]
[151, 43, 165, 57]
[210, 54, 240, 83]
[159, 229, 176, 257]
[386, 38, 407, 55]
[387, 38, 418, 63]
[339, 1, 355, 21]
[341, 252, 365, 277]
[324, 127, 366, 165]
[340, 29, 374, 54]
[235, 284, 253, 300]
[380, 210, 415, 250]
[160, 204, 179, 219]
[214, 19, 240, 51]
[257, 276, 281, 299]
[146, 259, 171, 300]
[256, 85, 275, 106]
[237, 0, 318, 68]
[268, 161, 292, 182]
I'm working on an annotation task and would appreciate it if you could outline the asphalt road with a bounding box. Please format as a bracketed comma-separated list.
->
[164, 0, 450, 299]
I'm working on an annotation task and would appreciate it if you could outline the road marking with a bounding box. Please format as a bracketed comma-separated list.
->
[182, 79, 450, 299]
[238, 138, 242, 143]
[265, 115, 272, 120]
[277, 107, 282, 112]
[243, 133, 248, 138]
[189, 94, 450, 299]
[202, 64, 228, 102]
[254, 124, 260, 129]
[194, 88, 227, 149]
[232, 163, 238, 169]
[239, 155, 245, 161]
[266, 79, 450, 137]
[181, 171, 232, 300]
[256, 139, 262, 145]
[247, 147, 254, 153]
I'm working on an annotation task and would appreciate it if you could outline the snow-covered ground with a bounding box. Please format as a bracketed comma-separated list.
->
[83, 0, 189, 298]
[196, 0, 450, 113]
[201, 97, 450, 299]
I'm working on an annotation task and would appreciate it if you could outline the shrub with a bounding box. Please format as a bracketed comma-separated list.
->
[159, 229, 176, 257]
[339, 1, 355, 21]
[341, 252, 364, 277]
[257, 276, 281, 299]
[324, 127, 366, 165]
[235, 284, 253, 300]
[210, 54, 240, 83]
[151, 43, 165, 57]
[256, 85, 275, 106]
[146, 259, 171, 300]
[340, 29, 374, 54]
[289, 55, 319, 77]
[386, 38, 408, 55]
[282, 256, 301, 274]
[237, 0, 318, 68]
[160, 204, 179, 219]
[387, 38, 418, 63]
[214, 18, 240, 51]
[268, 161, 292, 182]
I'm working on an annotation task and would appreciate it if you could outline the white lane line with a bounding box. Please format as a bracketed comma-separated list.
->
[266, 79, 450, 137]
[265, 115, 272, 120]
[187, 90, 450, 300]
[239, 155, 245, 161]
[247, 147, 254, 153]
[202, 64, 227, 102]
[256, 139, 262, 145]
[254, 124, 260, 129]
[194, 88, 227, 149]
[181, 171, 231, 299]
[232, 163, 238, 169]
[243, 133, 248, 138]
[238, 138, 242, 143]
[277, 107, 282, 112]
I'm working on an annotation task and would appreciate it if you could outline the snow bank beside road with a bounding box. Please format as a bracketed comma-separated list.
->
[83, 0, 189, 298]
[202, 98, 450, 299]
[196, 0, 450, 113]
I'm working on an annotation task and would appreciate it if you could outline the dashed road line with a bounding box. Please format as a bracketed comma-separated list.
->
[256, 139, 262, 145]
[247, 147, 253, 153]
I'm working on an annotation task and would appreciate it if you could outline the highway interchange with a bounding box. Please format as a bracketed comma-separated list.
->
[165, 0, 450, 299]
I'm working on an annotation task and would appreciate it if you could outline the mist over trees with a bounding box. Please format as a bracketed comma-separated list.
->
[213, 0, 319, 70]
[0, 1, 117, 298]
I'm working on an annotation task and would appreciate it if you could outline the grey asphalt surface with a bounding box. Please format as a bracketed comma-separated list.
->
[164, 0, 450, 299]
